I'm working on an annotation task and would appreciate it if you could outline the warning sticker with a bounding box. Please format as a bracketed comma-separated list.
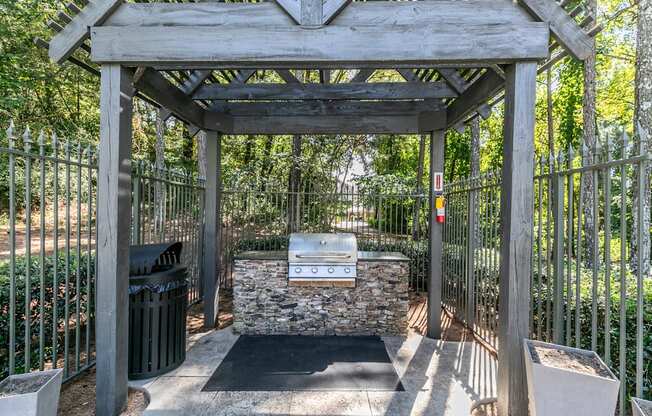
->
[433, 172, 444, 193]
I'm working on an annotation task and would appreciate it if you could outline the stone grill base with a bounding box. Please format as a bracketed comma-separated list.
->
[233, 257, 409, 336]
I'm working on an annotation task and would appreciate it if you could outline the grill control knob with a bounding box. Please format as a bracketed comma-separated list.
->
[311, 267, 319, 274]
[295, 267, 302, 274]
[344, 267, 351, 274]
[328, 267, 335, 274]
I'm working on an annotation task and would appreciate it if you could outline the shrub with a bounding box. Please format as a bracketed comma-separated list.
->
[0, 252, 95, 379]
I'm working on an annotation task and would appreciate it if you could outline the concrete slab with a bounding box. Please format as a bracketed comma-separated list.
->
[211, 391, 293, 415]
[289, 391, 372, 415]
[144, 376, 216, 416]
[140, 327, 496, 416]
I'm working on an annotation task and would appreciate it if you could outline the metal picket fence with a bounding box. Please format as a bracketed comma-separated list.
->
[0, 122, 204, 382]
[219, 182, 431, 291]
[442, 134, 652, 413]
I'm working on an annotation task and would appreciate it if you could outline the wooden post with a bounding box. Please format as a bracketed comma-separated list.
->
[427, 129, 445, 339]
[202, 130, 221, 328]
[497, 61, 537, 416]
[96, 64, 133, 416]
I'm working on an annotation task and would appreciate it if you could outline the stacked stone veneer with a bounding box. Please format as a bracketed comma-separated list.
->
[233, 256, 409, 336]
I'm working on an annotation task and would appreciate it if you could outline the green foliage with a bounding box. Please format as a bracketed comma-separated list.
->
[233, 236, 429, 291]
[0, 252, 95, 379]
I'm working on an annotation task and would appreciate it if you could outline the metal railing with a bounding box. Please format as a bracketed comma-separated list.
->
[220, 182, 431, 291]
[0, 122, 205, 382]
[442, 135, 652, 412]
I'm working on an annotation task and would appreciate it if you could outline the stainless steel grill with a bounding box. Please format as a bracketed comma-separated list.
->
[288, 233, 357, 280]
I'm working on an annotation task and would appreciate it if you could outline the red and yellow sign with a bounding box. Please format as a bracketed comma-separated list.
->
[435, 196, 446, 223]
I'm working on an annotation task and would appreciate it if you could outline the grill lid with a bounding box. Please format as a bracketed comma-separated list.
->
[288, 233, 357, 264]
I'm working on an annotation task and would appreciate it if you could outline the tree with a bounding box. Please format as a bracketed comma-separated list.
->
[632, 0, 651, 274]
[581, 0, 598, 267]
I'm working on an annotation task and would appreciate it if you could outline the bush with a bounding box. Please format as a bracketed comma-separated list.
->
[0, 252, 95, 379]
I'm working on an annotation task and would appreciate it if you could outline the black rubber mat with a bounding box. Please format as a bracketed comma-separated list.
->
[202, 335, 404, 391]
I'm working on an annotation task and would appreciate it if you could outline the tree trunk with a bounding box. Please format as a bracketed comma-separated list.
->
[412, 135, 427, 240]
[154, 109, 166, 235]
[197, 130, 208, 180]
[260, 135, 275, 190]
[581, 0, 597, 267]
[287, 134, 302, 233]
[632, 0, 652, 275]
[547, 69, 556, 157]
[470, 118, 481, 176]
[470, 118, 481, 245]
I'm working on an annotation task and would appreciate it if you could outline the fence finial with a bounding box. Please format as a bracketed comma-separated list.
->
[38, 129, 46, 146]
[23, 126, 32, 151]
[7, 120, 15, 147]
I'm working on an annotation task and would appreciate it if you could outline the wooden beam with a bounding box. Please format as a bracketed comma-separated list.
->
[228, 114, 443, 135]
[275, 69, 301, 84]
[301, 0, 322, 26]
[49, 0, 122, 64]
[427, 129, 445, 339]
[437, 68, 469, 94]
[202, 130, 221, 328]
[133, 68, 232, 132]
[193, 82, 457, 101]
[209, 100, 444, 117]
[322, 0, 350, 24]
[134, 68, 205, 127]
[96, 64, 132, 416]
[497, 61, 536, 416]
[350, 69, 374, 83]
[518, 0, 593, 60]
[446, 70, 505, 128]
[105, 2, 534, 28]
[275, 0, 301, 24]
[91, 23, 549, 67]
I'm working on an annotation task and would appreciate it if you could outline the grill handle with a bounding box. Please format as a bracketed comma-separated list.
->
[295, 254, 352, 259]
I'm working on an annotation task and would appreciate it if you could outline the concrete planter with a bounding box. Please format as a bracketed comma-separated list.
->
[523, 339, 619, 416]
[632, 398, 652, 416]
[0, 369, 64, 416]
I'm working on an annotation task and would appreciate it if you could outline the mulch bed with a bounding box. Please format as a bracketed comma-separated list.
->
[57, 367, 147, 416]
[528, 343, 612, 378]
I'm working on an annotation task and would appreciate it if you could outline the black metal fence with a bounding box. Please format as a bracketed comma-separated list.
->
[442, 135, 652, 412]
[0, 122, 204, 382]
[219, 183, 431, 291]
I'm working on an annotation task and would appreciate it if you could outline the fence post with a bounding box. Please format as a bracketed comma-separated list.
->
[132, 161, 142, 244]
[552, 155, 565, 344]
[466, 179, 476, 327]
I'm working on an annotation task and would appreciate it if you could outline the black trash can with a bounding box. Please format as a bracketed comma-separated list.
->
[128, 242, 188, 380]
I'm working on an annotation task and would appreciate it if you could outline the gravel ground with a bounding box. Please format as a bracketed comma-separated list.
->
[57, 367, 147, 416]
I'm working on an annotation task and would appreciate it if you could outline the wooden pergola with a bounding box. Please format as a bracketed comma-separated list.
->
[43, 1, 597, 415]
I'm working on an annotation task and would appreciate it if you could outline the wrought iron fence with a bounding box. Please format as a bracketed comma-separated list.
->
[219, 182, 431, 291]
[0, 122, 204, 382]
[442, 134, 652, 413]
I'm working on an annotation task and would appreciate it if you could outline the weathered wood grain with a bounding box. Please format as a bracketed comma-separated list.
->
[133, 68, 208, 129]
[446, 69, 505, 128]
[49, 0, 122, 64]
[275, 0, 301, 24]
[202, 130, 221, 328]
[104, 1, 534, 28]
[518, 0, 593, 60]
[322, 0, 350, 24]
[497, 62, 536, 416]
[96, 64, 132, 416]
[193, 82, 457, 100]
[427, 129, 445, 339]
[90, 23, 549, 67]
[209, 100, 444, 116]
[229, 115, 428, 134]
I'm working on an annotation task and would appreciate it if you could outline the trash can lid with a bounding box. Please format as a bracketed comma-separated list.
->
[129, 242, 183, 276]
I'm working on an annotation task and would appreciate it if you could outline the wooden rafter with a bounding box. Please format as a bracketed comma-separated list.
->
[193, 82, 458, 101]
